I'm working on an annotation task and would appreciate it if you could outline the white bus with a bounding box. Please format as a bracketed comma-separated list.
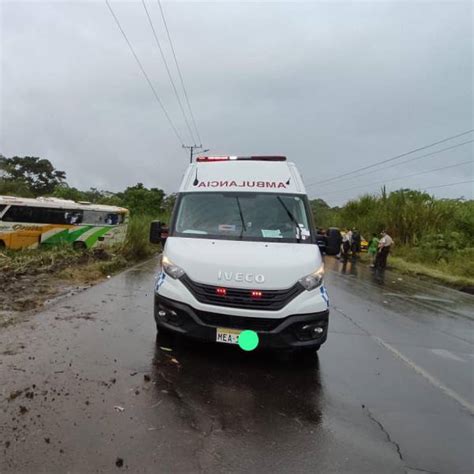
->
[0, 195, 129, 250]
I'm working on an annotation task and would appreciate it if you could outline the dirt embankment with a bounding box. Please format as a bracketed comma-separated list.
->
[0, 248, 129, 325]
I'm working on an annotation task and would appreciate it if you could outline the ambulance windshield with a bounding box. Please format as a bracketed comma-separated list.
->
[173, 192, 312, 243]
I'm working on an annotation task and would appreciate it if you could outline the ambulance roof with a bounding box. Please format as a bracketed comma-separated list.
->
[179, 157, 306, 194]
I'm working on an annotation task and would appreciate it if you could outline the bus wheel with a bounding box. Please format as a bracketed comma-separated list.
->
[73, 241, 87, 251]
[0, 240, 5, 249]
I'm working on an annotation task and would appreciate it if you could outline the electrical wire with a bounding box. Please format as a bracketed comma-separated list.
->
[424, 180, 474, 190]
[306, 129, 474, 188]
[317, 160, 473, 196]
[141, 0, 196, 144]
[105, 0, 185, 145]
[314, 139, 474, 188]
[157, 0, 202, 145]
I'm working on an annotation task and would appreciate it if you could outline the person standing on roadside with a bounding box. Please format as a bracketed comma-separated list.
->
[375, 230, 393, 270]
[340, 229, 352, 262]
[368, 233, 379, 267]
[351, 228, 361, 258]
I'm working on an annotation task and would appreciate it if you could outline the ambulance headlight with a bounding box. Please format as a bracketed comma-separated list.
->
[161, 255, 185, 279]
[299, 265, 324, 290]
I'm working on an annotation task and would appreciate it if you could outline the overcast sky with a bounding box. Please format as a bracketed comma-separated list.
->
[1, 0, 472, 205]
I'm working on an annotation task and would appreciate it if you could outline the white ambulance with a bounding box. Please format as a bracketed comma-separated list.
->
[150, 156, 329, 354]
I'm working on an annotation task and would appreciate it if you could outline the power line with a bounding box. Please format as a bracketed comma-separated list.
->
[317, 159, 473, 196]
[105, 0, 185, 145]
[157, 0, 202, 145]
[141, 0, 196, 144]
[315, 139, 474, 188]
[306, 129, 474, 188]
[424, 180, 474, 190]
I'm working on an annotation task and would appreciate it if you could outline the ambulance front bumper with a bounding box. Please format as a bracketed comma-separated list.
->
[154, 294, 329, 349]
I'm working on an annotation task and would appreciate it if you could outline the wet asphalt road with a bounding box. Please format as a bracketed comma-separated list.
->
[1, 256, 473, 473]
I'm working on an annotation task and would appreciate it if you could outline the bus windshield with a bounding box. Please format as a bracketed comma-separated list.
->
[173, 192, 312, 243]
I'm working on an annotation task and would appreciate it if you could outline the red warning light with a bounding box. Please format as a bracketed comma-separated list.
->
[250, 290, 263, 299]
[216, 287, 227, 296]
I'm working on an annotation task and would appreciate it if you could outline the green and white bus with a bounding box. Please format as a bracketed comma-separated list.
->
[0, 195, 129, 250]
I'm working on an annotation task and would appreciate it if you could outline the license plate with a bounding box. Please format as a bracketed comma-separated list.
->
[216, 327, 241, 345]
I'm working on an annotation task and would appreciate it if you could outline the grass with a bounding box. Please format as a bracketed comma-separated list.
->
[0, 214, 165, 291]
[388, 256, 474, 290]
[119, 214, 162, 261]
[358, 250, 474, 291]
[0, 214, 167, 319]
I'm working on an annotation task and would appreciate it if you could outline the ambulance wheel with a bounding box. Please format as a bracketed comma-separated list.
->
[73, 241, 87, 251]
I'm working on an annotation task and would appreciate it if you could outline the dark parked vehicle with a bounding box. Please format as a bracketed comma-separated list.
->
[326, 227, 342, 255]
[315, 231, 327, 254]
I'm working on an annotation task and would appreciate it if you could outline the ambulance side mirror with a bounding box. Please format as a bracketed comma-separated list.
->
[150, 221, 169, 246]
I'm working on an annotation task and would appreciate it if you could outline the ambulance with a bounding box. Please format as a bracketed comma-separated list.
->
[150, 156, 329, 354]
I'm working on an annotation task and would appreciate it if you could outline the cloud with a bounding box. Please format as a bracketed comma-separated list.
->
[1, 1, 472, 205]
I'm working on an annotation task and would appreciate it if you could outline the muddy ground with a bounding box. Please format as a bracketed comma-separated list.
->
[0, 248, 126, 326]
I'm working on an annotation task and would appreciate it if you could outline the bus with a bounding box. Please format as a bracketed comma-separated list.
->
[0, 195, 129, 250]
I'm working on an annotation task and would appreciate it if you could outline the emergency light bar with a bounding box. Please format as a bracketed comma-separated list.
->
[196, 155, 286, 162]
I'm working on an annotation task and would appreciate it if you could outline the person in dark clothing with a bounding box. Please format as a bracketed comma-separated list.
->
[351, 228, 361, 257]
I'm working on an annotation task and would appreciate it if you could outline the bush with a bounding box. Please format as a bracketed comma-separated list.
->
[120, 214, 167, 261]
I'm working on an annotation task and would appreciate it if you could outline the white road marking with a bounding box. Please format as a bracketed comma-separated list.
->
[431, 349, 466, 362]
[372, 336, 474, 415]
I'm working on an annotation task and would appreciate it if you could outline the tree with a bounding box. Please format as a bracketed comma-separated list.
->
[310, 198, 335, 228]
[162, 193, 177, 216]
[52, 185, 123, 206]
[0, 156, 66, 196]
[116, 183, 165, 215]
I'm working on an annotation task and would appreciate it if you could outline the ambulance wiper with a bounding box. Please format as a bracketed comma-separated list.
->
[277, 196, 302, 242]
[235, 196, 246, 239]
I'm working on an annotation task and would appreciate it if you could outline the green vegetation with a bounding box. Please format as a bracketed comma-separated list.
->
[2, 155, 471, 289]
[0, 155, 66, 196]
[0, 214, 168, 314]
[312, 188, 474, 289]
[0, 214, 163, 279]
[120, 214, 167, 261]
[1, 155, 172, 216]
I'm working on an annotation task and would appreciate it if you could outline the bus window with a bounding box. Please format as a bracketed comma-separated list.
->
[2, 205, 80, 224]
[2, 205, 36, 222]
[82, 210, 110, 225]
[105, 213, 120, 225]
[65, 212, 83, 224]
[81, 211, 123, 225]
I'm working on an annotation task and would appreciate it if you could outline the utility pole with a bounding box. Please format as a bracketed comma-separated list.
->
[183, 145, 209, 163]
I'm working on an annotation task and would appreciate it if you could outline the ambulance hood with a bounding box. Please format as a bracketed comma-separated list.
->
[164, 236, 322, 290]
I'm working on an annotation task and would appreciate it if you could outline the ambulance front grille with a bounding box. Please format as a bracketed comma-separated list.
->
[180, 275, 304, 311]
